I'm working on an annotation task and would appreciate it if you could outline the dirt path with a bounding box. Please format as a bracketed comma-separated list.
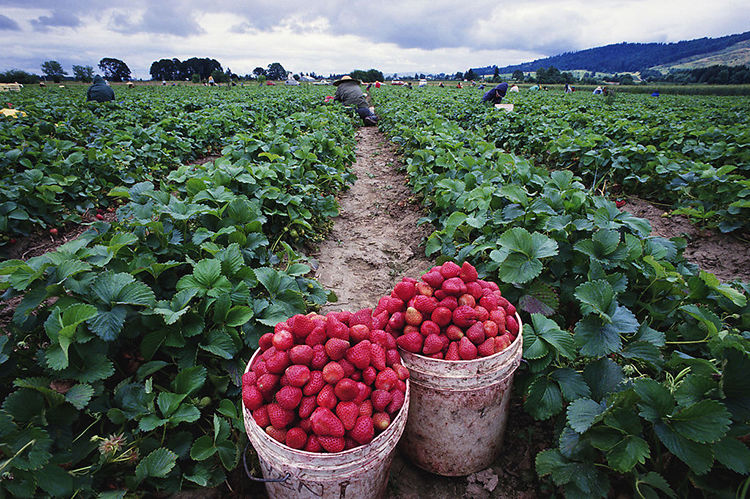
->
[313, 127, 433, 312]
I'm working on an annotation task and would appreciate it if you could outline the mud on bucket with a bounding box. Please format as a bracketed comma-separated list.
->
[243, 353, 410, 499]
[399, 313, 523, 476]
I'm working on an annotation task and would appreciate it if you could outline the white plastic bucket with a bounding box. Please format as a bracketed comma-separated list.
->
[243, 353, 410, 498]
[398, 313, 523, 476]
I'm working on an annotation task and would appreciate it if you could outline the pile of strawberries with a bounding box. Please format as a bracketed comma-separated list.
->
[242, 310, 409, 453]
[375, 261, 520, 360]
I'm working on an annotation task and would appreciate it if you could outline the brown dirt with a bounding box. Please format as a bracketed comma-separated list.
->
[622, 196, 750, 283]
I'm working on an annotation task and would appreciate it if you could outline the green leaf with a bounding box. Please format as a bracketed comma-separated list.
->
[722, 349, 750, 420]
[518, 281, 559, 316]
[567, 398, 606, 433]
[65, 384, 94, 410]
[225, 306, 253, 327]
[91, 272, 136, 304]
[497, 253, 543, 284]
[636, 472, 677, 499]
[607, 435, 650, 472]
[713, 437, 750, 474]
[678, 304, 721, 336]
[193, 259, 222, 288]
[200, 330, 236, 359]
[669, 400, 731, 443]
[37, 464, 74, 497]
[117, 281, 155, 306]
[135, 447, 178, 481]
[574, 280, 614, 319]
[87, 305, 128, 341]
[583, 358, 624, 402]
[634, 378, 675, 422]
[551, 368, 591, 401]
[530, 314, 577, 359]
[525, 376, 563, 420]
[190, 435, 216, 461]
[216, 439, 238, 470]
[574, 316, 622, 357]
[699, 271, 746, 307]
[157, 392, 187, 418]
[654, 422, 713, 475]
[536, 449, 574, 485]
[173, 366, 207, 395]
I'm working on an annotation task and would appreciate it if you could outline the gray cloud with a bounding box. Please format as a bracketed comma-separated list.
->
[108, 3, 204, 36]
[30, 10, 81, 31]
[0, 14, 21, 31]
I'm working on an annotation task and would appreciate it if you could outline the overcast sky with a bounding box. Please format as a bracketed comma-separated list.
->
[1, 1, 749, 79]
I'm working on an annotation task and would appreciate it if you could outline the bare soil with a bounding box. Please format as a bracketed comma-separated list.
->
[621, 196, 750, 283]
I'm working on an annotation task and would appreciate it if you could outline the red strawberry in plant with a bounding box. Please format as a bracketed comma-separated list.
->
[345, 340, 371, 370]
[459, 261, 478, 282]
[272, 330, 294, 351]
[396, 332, 423, 353]
[458, 337, 478, 360]
[373, 412, 391, 431]
[325, 338, 350, 361]
[393, 281, 417, 302]
[419, 320, 440, 337]
[375, 368, 398, 391]
[453, 305, 477, 329]
[8, 238, 16, 244]
[506, 315, 519, 335]
[445, 341, 460, 360]
[422, 334, 444, 355]
[267, 403, 294, 429]
[431, 306, 452, 327]
[318, 436, 345, 453]
[387, 389, 405, 414]
[252, 406, 270, 427]
[404, 307, 423, 326]
[477, 338, 495, 357]
[276, 385, 303, 410]
[242, 384, 264, 411]
[310, 344, 328, 369]
[266, 426, 287, 442]
[371, 389, 392, 412]
[370, 343, 387, 371]
[303, 370, 325, 396]
[311, 407, 345, 437]
[304, 435, 322, 452]
[350, 416, 375, 445]
[421, 271, 444, 289]
[317, 384, 338, 409]
[285, 365, 311, 387]
[336, 401, 359, 431]
[95, 213, 105, 220]
[288, 345, 314, 367]
[439, 261, 461, 278]
[298, 396, 316, 419]
[285, 427, 308, 449]
[615, 199, 626, 208]
[49, 228, 58, 236]
[334, 378, 359, 401]
[326, 316, 350, 340]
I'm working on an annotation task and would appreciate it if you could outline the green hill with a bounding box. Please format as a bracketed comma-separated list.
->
[653, 39, 750, 71]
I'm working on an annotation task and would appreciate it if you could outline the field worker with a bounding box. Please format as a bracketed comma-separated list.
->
[593, 86, 603, 95]
[529, 84, 539, 91]
[86, 75, 115, 102]
[509, 84, 519, 92]
[482, 82, 508, 104]
[333, 75, 378, 126]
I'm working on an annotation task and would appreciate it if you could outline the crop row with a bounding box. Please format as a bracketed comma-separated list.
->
[376, 90, 750, 498]
[0, 100, 357, 496]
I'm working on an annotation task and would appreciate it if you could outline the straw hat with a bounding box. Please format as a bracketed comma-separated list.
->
[333, 75, 361, 86]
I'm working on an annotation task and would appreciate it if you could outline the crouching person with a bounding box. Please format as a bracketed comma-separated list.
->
[333, 75, 378, 126]
[87, 75, 115, 102]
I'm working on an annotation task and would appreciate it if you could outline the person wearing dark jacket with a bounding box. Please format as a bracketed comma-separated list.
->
[482, 82, 508, 104]
[87, 75, 115, 102]
[333, 75, 378, 126]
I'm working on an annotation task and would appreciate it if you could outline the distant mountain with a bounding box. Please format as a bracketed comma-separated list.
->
[473, 31, 750, 75]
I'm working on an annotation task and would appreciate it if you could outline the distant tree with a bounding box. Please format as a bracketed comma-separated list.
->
[149, 58, 181, 81]
[71, 65, 94, 82]
[465, 69, 477, 81]
[351, 69, 384, 82]
[191, 74, 201, 84]
[180, 58, 222, 81]
[454, 71, 464, 80]
[512, 70, 524, 82]
[211, 69, 228, 83]
[41, 60, 67, 83]
[0, 70, 39, 84]
[492, 66, 500, 82]
[253, 67, 266, 78]
[98, 58, 131, 82]
[266, 62, 287, 80]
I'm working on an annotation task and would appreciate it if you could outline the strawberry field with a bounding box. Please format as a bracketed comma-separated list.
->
[0, 85, 749, 497]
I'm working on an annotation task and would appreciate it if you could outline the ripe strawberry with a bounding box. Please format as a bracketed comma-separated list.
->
[325, 338, 349, 361]
[453, 305, 477, 329]
[310, 344, 328, 369]
[305, 326, 327, 346]
[393, 363, 410, 381]
[466, 322, 486, 345]
[267, 403, 294, 430]
[458, 294, 476, 308]
[317, 384, 338, 409]
[257, 374, 280, 398]
[434, 289, 447, 301]
[421, 271, 444, 289]
[505, 303, 517, 317]
[311, 407, 345, 437]
[431, 306, 452, 327]
[438, 296, 459, 311]
[506, 315, 519, 335]
[336, 310, 352, 325]
[494, 334, 512, 353]
[252, 406, 270, 427]
[439, 261, 461, 278]
[479, 294, 498, 311]
[339, 358, 356, 377]
[415, 282, 433, 297]
[385, 348, 400, 367]
[370, 343, 387, 371]
[412, 295, 438, 315]
[262, 346, 278, 361]
[326, 316, 350, 340]
[388, 311, 405, 331]
[272, 330, 294, 351]
[285, 365, 311, 388]
[372, 310, 389, 330]
[288, 314, 314, 338]
[396, 379, 407, 392]
[353, 382, 371, 404]
[350, 416, 375, 445]
[95, 213, 105, 220]
[419, 320, 440, 337]
[298, 396, 316, 419]
[375, 368, 398, 391]
[477, 338, 495, 357]
[299, 417, 312, 433]
[350, 308, 374, 330]
[371, 389, 392, 412]
[303, 370, 325, 396]
[441, 277, 466, 296]
[466, 281, 483, 299]
[49, 228, 58, 236]
[288, 345, 314, 367]
[483, 320, 499, 338]
[266, 426, 287, 442]
[349, 324, 369, 343]
[474, 305, 489, 322]
[497, 295, 511, 309]
[458, 337, 478, 360]
[359, 399, 373, 418]
[404, 307, 423, 326]
[243, 384, 264, 411]
[387, 389, 405, 414]
[346, 340, 371, 370]
[336, 401, 359, 431]
[362, 366, 377, 385]
[276, 385, 303, 410]
[252, 359, 268, 376]
[422, 334, 443, 355]
[304, 435, 322, 452]
[318, 436, 345, 453]
[445, 342, 460, 360]
[393, 281, 417, 302]
[429, 352, 444, 359]
[396, 332, 423, 353]
[266, 351, 290, 374]
[372, 412, 391, 431]
[459, 261, 478, 282]
[285, 427, 307, 449]
[242, 371, 257, 386]
[403, 325, 420, 335]
[334, 378, 359, 401]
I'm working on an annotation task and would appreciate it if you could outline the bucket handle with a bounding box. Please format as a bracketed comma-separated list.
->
[242, 443, 291, 483]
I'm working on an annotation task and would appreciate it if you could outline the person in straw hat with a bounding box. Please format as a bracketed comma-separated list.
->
[333, 75, 378, 126]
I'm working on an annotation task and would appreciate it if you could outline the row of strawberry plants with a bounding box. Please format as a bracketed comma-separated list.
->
[0, 104, 356, 497]
[0, 85, 330, 249]
[376, 91, 750, 498]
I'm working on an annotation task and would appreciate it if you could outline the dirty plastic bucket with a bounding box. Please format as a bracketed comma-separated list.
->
[398, 313, 523, 476]
[243, 352, 410, 499]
